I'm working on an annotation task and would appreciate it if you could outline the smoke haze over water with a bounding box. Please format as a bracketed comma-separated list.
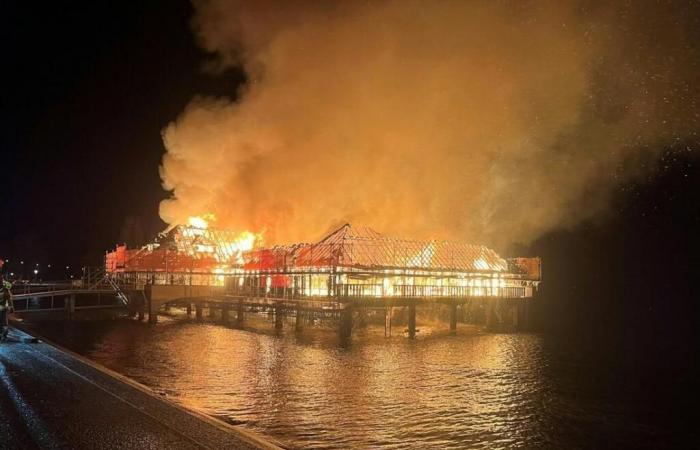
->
[159, 0, 699, 248]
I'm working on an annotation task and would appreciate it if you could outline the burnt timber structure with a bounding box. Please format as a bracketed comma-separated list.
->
[106, 224, 541, 339]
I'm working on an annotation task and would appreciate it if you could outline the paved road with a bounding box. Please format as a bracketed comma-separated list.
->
[0, 328, 281, 450]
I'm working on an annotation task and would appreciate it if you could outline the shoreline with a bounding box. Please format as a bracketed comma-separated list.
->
[4, 322, 286, 450]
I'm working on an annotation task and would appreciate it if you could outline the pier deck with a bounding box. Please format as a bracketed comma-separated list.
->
[0, 328, 281, 450]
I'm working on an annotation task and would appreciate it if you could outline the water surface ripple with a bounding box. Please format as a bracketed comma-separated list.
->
[29, 316, 674, 449]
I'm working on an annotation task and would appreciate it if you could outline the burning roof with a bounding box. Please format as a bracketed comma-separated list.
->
[290, 224, 508, 272]
[108, 222, 538, 279]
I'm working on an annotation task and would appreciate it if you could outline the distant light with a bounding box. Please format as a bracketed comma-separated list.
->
[20, 261, 24, 265]
[70, 275, 74, 279]
[35, 263, 39, 267]
[33, 269, 38, 274]
[66, 266, 70, 269]
[48, 264, 51, 268]
[10, 272, 14, 276]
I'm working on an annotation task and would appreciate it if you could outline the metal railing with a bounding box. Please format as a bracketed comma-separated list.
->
[8, 268, 133, 312]
[103, 269, 536, 302]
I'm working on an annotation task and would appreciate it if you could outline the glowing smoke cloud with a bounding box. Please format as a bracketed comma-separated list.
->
[159, 0, 699, 248]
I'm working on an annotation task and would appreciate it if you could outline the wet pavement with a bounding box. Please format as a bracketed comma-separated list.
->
[0, 327, 280, 450]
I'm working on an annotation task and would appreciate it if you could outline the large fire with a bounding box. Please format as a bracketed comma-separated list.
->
[184, 215, 261, 265]
[105, 215, 263, 276]
[105, 223, 540, 296]
[187, 215, 213, 229]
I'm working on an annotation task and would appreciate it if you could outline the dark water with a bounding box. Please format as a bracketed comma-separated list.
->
[20, 313, 691, 449]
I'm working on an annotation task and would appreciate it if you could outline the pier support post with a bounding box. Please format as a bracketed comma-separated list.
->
[486, 300, 503, 331]
[275, 303, 283, 330]
[126, 293, 136, 318]
[66, 294, 75, 320]
[148, 300, 158, 324]
[486, 300, 493, 329]
[339, 305, 353, 341]
[222, 304, 230, 324]
[237, 299, 244, 324]
[385, 306, 392, 337]
[357, 308, 368, 328]
[195, 303, 203, 320]
[408, 303, 416, 339]
[521, 299, 530, 331]
[450, 302, 457, 334]
[147, 286, 157, 324]
[295, 306, 303, 331]
[186, 304, 192, 317]
[137, 294, 145, 321]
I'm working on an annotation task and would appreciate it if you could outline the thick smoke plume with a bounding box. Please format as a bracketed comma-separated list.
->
[160, 0, 699, 248]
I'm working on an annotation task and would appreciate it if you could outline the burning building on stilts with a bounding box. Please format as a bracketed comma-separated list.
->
[105, 223, 541, 335]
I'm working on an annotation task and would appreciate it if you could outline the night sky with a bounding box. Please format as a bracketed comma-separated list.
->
[1, 1, 243, 272]
[1, 1, 699, 357]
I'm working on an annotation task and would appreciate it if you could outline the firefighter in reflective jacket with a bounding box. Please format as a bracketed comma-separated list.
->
[1, 280, 13, 341]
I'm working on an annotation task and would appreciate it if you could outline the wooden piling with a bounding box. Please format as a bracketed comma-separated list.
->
[339, 305, 353, 340]
[237, 298, 244, 324]
[148, 300, 158, 324]
[275, 303, 283, 330]
[295, 306, 303, 331]
[357, 308, 368, 328]
[137, 294, 145, 321]
[222, 304, 230, 324]
[408, 303, 416, 339]
[384, 306, 392, 337]
[485, 300, 494, 330]
[449, 302, 457, 334]
[147, 286, 157, 324]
